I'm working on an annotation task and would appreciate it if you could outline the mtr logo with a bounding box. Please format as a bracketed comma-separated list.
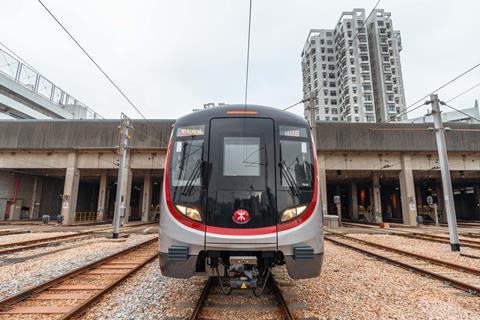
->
[232, 209, 250, 224]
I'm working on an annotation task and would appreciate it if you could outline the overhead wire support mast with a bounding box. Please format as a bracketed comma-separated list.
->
[113, 113, 132, 239]
[429, 94, 460, 251]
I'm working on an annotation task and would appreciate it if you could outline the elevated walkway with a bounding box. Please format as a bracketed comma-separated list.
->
[0, 48, 102, 119]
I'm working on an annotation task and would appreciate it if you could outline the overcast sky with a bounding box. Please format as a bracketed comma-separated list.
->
[0, 0, 479, 120]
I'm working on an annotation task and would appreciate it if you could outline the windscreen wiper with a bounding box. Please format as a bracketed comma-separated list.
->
[181, 159, 204, 196]
[279, 161, 301, 197]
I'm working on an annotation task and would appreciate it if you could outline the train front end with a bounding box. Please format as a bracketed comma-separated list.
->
[159, 105, 323, 287]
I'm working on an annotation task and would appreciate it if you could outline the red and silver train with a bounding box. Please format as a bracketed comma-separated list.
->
[159, 105, 323, 290]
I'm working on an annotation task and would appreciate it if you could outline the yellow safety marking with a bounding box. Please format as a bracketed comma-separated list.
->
[241, 282, 247, 289]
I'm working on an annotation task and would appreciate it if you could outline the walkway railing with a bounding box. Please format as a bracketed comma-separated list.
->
[74, 211, 98, 223]
[0, 48, 103, 119]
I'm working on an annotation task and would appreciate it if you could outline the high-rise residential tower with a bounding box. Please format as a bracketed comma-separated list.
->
[301, 8, 406, 122]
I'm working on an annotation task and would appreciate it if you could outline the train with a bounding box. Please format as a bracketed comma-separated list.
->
[158, 104, 323, 292]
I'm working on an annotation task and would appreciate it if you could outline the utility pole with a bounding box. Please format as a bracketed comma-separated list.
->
[307, 92, 317, 144]
[113, 113, 131, 239]
[430, 94, 460, 251]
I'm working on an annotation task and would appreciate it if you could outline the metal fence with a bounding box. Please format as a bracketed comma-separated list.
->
[0, 48, 103, 119]
[74, 211, 98, 223]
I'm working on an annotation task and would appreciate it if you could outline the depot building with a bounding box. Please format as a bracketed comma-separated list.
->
[0, 119, 479, 225]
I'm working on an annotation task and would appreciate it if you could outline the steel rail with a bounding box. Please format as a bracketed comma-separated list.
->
[189, 277, 214, 320]
[325, 236, 480, 296]
[331, 233, 480, 276]
[0, 232, 96, 250]
[341, 222, 480, 249]
[0, 237, 158, 310]
[0, 241, 94, 267]
[0, 222, 157, 253]
[59, 245, 158, 319]
[394, 232, 480, 249]
[0, 230, 30, 237]
[271, 277, 295, 320]
[189, 275, 295, 320]
[0, 234, 93, 255]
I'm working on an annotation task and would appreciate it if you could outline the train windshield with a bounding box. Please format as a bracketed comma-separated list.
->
[279, 126, 313, 190]
[169, 125, 206, 212]
[223, 137, 261, 177]
[277, 125, 314, 214]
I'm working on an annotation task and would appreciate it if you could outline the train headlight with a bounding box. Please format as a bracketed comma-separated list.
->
[176, 205, 201, 222]
[281, 205, 307, 222]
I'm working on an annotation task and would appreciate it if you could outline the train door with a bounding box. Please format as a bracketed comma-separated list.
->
[205, 118, 277, 245]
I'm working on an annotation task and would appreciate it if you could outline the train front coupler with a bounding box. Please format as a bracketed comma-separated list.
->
[228, 256, 259, 289]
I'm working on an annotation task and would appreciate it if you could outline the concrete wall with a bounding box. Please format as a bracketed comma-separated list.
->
[0, 172, 37, 219]
[38, 177, 63, 218]
[0, 150, 167, 170]
[0, 120, 479, 153]
[316, 122, 480, 152]
[0, 119, 173, 150]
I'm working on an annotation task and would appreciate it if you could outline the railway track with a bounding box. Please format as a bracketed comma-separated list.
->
[0, 222, 157, 256]
[189, 275, 295, 320]
[0, 230, 30, 237]
[325, 234, 480, 296]
[0, 237, 158, 319]
[341, 222, 480, 249]
[396, 232, 480, 249]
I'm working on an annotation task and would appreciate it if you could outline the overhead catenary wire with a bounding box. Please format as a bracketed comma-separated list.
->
[372, 62, 480, 129]
[327, 63, 480, 169]
[403, 63, 480, 113]
[37, 0, 168, 148]
[38, 0, 147, 120]
[244, 0, 253, 106]
[283, 0, 381, 112]
[446, 82, 480, 103]
[441, 102, 480, 123]
[282, 99, 307, 111]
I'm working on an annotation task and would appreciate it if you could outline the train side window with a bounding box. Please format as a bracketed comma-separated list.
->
[171, 139, 204, 187]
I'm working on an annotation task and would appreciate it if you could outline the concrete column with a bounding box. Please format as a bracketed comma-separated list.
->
[96, 172, 108, 221]
[399, 154, 417, 225]
[317, 153, 328, 216]
[372, 172, 383, 223]
[61, 152, 80, 225]
[141, 172, 152, 222]
[350, 182, 359, 220]
[29, 176, 43, 219]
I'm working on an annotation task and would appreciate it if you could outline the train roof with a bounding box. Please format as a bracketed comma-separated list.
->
[175, 104, 309, 127]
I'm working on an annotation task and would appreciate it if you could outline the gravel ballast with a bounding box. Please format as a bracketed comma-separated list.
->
[295, 241, 479, 319]
[0, 234, 157, 300]
[80, 240, 479, 320]
[349, 233, 480, 269]
[0, 232, 77, 245]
